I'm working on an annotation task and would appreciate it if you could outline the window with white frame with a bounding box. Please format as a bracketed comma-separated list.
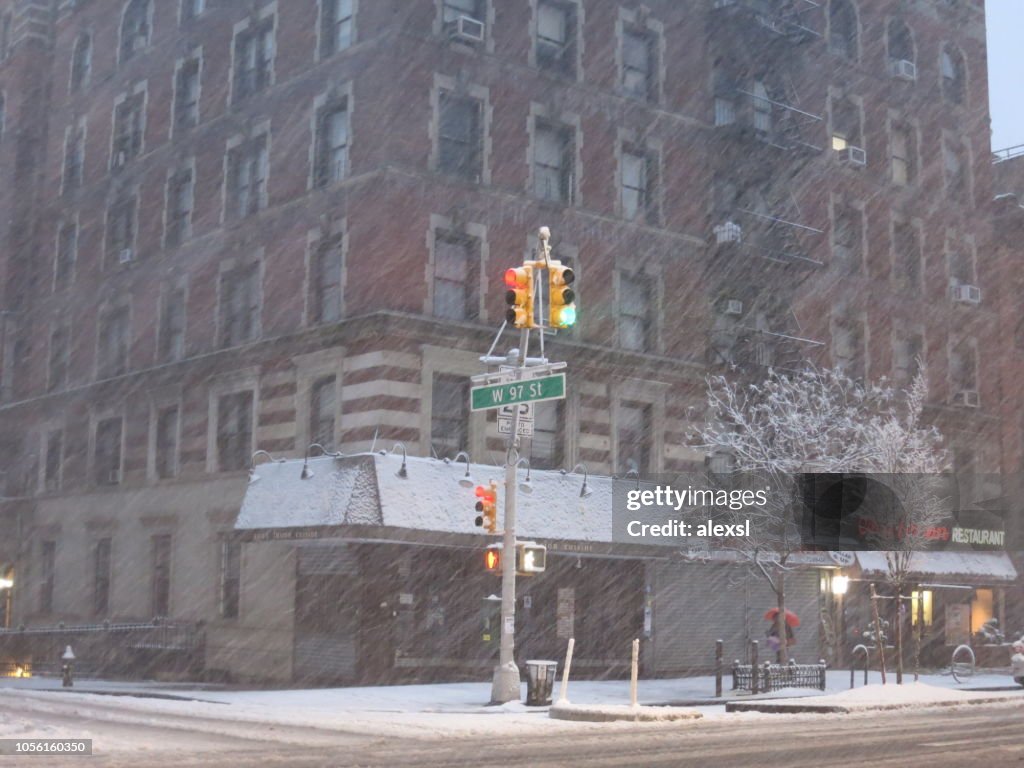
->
[887, 18, 913, 65]
[617, 401, 652, 474]
[219, 263, 260, 347]
[55, 221, 77, 288]
[431, 373, 468, 459]
[119, 0, 151, 63]
[940, 45, 965, 105]
[174, 57, 200, 131]
[48, 324, 69, 392]
[310, 233, 343, 324]
[314, 101, 348, 187]
[533, 120, 574, 203]
[98, 306, 130, 378]
[830, 95, 861, 151]
[165, 167, 193, 247]
[443, 0, 484, 28]
[622, 27, 656, 100]
[438, 91, 482, 181]
[64, 126, 85, 191]
[106, 194, 136, 262]
[71, 33, 92, 92]
[159, 286, 186, 362]
[536, 1, 576, 76]
[621, 148, 657, 224]
[893, 220, 920, 293]
[217, 391, 254, 471]
[44, 429, 63, 491]
[828, 0, 858, 59]
[432, 233, 478, 322]
[233, 18, 274, 101]
[112, 93, 144, 169]
[751, 80, 771, 134]
[228, 135, 269, 218]
[309, 376, 337, 450]
[620, 273, 653, 352]
[832, 204, 863, 274]
[155, 404, 179, 479]
[94, 416, 123, 485]
[950, 339, 977, 393]
[321, 0, 354, 57]
[890, 123, 914, 185]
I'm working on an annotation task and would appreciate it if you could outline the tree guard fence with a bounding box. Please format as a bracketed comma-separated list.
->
[732, 658, 827, 693]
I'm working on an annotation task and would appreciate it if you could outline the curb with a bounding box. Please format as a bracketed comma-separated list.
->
[726, 694, 1024, 715]
[550, 704, 703, 722]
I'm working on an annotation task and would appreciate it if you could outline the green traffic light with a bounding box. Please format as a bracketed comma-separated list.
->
[558, 306, 577, 327]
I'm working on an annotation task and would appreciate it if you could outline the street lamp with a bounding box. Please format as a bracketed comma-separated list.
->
[563, 463, 591, 499]
[623, 469, 640, 491]
[389, 443, 408, 478]
[517, 458, 533, 494]
[301, 443, 344, 480]
[453, 451, 475, 488]
[832, 575, 850, 596]
[249, 450, 285, 483]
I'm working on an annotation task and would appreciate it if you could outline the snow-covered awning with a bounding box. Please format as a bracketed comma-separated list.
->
[854, 551, 1018, 585]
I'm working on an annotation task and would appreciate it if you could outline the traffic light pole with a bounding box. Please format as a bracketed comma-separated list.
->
[490, 323, 529, 704]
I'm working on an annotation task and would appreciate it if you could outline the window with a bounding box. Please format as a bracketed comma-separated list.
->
[530, 400, 564, 470]
[165, 168, 193, 247]
[64, 127, 85, 191]
[220, 539, 241, 619]
[620, 273, 653, 352]
[39, 541, 56, 614]
[159, 287, 186, 362]
[944, 140, 968, 203]
[217, 391, 253, 471]
[228, 136, 269, 218]
[94, 416, 123, 485]
[830, 96, 861, 151]
[893, 220, 920, 293]
[310, 234, 342, 324]
[174, 57, 200, 132]
[44, 429, 62, 491]
[93, 538, 111, 617]
[890, 123, 914, 185]
[894, 332, 924, 385]
[833, 317, 865, 379]
[949, 247, 974, 285]
[55, 221, 77, 288]
[536, 1, 576, 76]
[71, 33, 92, 92]
[314, 102, 348, 187]
[150, 534, 171, 617]
[0, 14, 10, 61]
[751, 80, 771, 134]
[443, 0, 483, 26]
[438, 92, 482, 180]
[120, 0, 151, 63]
[321, 0, 354, 56]
[309, 376, 336, 449]
[112, 93, 144, 169]
[48, 325, 69, 391]
[950, 339, 978, 393]
[98, 306, 130, 378]
[220, 263, 260, 347]
[828, 0, 858, 59]
[533, 120, 574, 203]
[233, 18, 274, 101]
[622, 28, 656, 100]
[432, 234, 478, 321]
[155, 405, 179, 479]
[181, 0, 204, 22]
[618, 402, 652, 474]
[621, 148, 657, 224]
[9, 335, 30, 400]
[431, 373, 468, 458]
[832, 204, 863, 274]
[941, 45, 965, 105]
[888, 18, 913, 64]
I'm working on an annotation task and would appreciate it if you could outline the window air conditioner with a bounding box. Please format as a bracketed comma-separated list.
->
[725, 299, 743, 316]
[840, 146, 867, 167]
[714, 221, 742, 244]
[951, 283, 981, 304]
[953, 390, 980, 408]
[119, 248, 134, 265]
[891, 59, 917, 81]
[448, 15, 485, 43]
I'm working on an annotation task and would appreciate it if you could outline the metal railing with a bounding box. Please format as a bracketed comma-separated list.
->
[993, 144, 1024, 162]
[732, 658, 827, 692]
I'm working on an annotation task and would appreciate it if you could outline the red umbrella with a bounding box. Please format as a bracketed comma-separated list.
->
[764, 608, 800, 628]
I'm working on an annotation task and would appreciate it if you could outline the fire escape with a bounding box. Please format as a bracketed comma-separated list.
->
[704, 0, 825, 374]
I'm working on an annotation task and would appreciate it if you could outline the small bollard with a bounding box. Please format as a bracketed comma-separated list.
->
[715, 639, 723, 698]
[61, 645, 75, 688]
[750, 640, 759, 695]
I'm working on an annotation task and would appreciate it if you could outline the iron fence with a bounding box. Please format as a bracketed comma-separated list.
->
[732, 659, 827, 692]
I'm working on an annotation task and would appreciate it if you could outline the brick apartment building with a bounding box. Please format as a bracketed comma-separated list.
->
[0, 0, 1015, 683]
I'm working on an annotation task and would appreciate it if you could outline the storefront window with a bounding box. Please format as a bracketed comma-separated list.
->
[910, 589, 932, 626]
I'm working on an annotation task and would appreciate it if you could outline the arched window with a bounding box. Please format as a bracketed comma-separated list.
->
[120, 0, 151, 63]
[71, 33, 92, 92]
[941, 44, 966, 105]
[829, 0, 858, 60]
[887, 18, 913, 65]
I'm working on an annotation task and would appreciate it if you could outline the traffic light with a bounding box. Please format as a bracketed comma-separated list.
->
[504, 266, 534, 328]
[517, 542, 547, 575]
[475, 481, 498, 533]
[548, 261, 576, 329]
[484, 545, 501, 573]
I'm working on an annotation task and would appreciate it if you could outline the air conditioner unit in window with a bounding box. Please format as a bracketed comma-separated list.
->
[840, 146, 867, 167]
[951, 283, 981, 304]
[447, 15, 485, 43]
[119, 248, 134, 265]
[953, 390, 980, 408]
[725, 299, 743, 316]
[891, 59, 917, 81]
[713, 221, 742, 244]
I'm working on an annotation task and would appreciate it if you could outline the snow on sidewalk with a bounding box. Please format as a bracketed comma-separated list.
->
[727, 682, 1024, 714]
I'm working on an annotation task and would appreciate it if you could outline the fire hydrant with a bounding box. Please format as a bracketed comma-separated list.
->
[61, 645, 75, 688]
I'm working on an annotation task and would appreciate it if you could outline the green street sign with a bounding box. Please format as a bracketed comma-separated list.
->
[470, 373, 566, 412]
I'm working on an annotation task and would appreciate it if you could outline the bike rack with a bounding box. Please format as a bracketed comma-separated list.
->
[850, 644, 869, 689]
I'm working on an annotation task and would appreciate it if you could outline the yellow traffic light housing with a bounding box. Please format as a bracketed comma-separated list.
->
[548, 261, 576, 329]
[474, 481, 499, 534]
[504, 266, 534, 328]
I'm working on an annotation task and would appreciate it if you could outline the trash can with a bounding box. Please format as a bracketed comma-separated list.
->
[525, 660, 558, 706]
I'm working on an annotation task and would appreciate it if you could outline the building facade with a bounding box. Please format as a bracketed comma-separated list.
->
[0, 0, 1014, 681]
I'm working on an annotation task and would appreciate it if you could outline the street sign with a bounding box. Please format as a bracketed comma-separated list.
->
[497, 403, 534, 436]
[470, 373, 566, 412]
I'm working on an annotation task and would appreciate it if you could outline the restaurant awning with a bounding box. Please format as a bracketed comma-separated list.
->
[854, 551, 1019, 585]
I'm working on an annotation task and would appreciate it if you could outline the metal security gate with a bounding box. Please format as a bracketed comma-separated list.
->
[293, 545, 359, 683]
